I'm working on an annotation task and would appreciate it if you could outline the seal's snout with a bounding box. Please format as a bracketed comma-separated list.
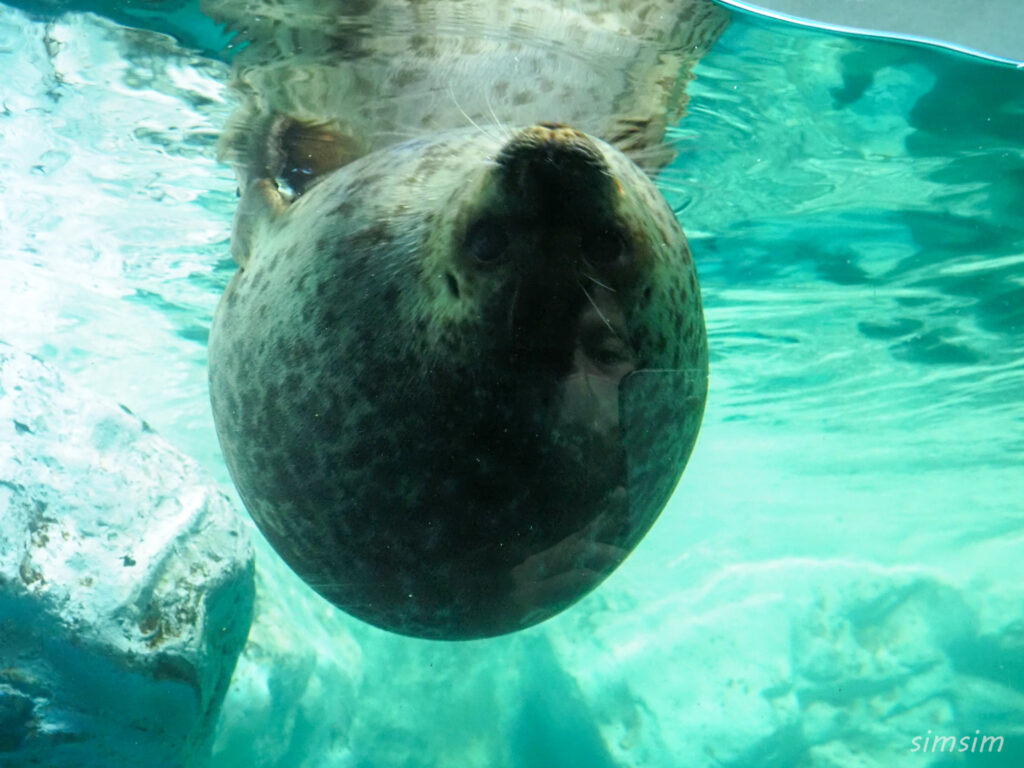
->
[496, 124, 612, 209]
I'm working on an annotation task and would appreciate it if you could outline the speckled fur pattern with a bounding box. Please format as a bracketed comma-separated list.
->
[205, 1, 723, 638]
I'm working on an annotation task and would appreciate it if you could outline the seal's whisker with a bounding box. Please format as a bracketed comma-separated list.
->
[482, 86, 511, 140]
[577, 279, 622, 339]
[448, 84, 499, 142]
[581, 271, 616, 293]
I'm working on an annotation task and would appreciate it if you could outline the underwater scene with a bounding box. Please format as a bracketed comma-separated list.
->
[1, 0, 1022, 766]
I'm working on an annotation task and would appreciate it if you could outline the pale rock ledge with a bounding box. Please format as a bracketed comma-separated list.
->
[0, 343, 255, 767]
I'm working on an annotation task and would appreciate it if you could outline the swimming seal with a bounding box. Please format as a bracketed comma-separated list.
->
[205, 0, 726, 639]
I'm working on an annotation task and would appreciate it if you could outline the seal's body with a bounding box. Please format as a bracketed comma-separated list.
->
[206, 1, 725, 639]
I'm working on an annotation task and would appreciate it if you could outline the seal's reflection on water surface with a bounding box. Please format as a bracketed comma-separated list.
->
[204, 0, 725, 639]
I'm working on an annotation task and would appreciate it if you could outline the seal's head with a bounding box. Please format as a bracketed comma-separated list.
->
[208, 123, 707, 639]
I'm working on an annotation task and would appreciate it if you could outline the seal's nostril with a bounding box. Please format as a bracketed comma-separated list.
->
[445, 272, 460, 298]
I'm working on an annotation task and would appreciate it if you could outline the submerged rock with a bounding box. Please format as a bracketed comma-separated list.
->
[540, 560, 1024, 768]
[0, 343, 254, 767]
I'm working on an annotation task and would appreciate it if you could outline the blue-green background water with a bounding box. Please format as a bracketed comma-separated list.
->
[0, 3, 1022, 766]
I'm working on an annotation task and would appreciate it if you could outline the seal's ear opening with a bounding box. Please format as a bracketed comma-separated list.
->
[219, 103, 360, 195]
[278, 121, 361, 195]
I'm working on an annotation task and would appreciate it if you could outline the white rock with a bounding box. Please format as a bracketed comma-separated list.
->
[544, 558, 1013, 768]
[0, 343, 254, 767]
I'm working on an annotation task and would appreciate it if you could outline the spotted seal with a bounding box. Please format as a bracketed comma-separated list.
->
[205, 0, 726, 639]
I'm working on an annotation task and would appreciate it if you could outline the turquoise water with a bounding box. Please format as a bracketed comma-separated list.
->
[1, 3, 1022, 766]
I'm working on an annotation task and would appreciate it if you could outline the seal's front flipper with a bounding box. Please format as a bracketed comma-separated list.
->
[231, 179, 288, 269]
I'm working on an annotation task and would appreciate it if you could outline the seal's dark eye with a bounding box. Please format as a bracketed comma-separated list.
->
[465, 218, 510, 264]
[583, 228, 627, 266]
